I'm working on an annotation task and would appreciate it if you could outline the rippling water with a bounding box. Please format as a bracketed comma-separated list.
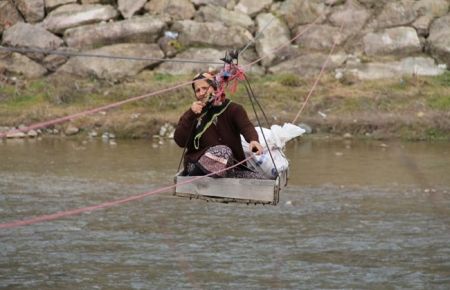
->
[1, 137, 449, 289]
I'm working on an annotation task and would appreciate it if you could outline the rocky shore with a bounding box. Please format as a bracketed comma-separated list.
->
[1, 0, 449, 81]
[1, 0, 449, 141]
[1, 71, 449, 141]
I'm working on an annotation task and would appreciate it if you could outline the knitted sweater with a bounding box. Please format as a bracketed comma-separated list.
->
[174, 100, 259, 166]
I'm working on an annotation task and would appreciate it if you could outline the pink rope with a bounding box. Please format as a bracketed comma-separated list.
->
[244, 16, 321, 68]
[0, 16, 321, 139]
[0, 80, 193, 138]
[291, 23, 344, 124]
[0, 16, 333, 230]
[0, 156, 253, 229]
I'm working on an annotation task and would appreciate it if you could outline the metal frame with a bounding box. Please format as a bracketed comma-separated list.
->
[173, 170, 287, 205]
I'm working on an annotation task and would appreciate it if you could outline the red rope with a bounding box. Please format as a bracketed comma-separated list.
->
[0, 16, 322, 139]
[0, 80, 194, 139]
[291, 23, 344, 124]
[0, 16, 340, 229]
[244, 16, 321, 68]
[0, 156, 253, 229]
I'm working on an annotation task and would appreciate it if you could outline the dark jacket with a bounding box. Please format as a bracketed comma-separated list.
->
[174, 100, 258, 166]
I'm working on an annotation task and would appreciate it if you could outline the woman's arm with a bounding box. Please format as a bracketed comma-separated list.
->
[232, 103, 258, 143]
[231, 104, 263, 154]
[173, 109, 197, 148]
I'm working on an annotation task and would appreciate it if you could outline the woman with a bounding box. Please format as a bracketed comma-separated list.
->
[174, 71, 266, 179]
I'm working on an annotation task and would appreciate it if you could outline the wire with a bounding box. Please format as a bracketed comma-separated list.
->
[0, 16, 324, 140]
[243, 75, 270, 127]
[244, 16, 320, 68]
[239, 15, 276, 56]
[0, 80, 194, 139]
[0, 46, 224, 65]
[176, 121, 196, 173]
[0, 155, 253, 229]
[244, 82, 279, 178]
[292, 23, 344, 124]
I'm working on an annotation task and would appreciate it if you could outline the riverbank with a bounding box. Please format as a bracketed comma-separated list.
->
[1, 71, 449, 141]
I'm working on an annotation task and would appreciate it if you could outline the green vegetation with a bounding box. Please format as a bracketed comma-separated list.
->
[0, 71, 449, 140]
[274, 73, 305, 87]
[432, 71, 450, 87]
[427, 95, 450, 110]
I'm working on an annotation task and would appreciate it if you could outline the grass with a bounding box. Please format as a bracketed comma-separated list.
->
[0, 71, 449, 140]
[431, 71, 450, 87]
[427, 95, 450, 110]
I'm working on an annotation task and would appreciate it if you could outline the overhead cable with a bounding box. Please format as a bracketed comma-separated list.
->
[0, 46, 223, 65]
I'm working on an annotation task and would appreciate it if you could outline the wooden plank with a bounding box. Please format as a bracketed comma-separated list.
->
[173, 170, 287, 205]
[176, 175, 277, 202]
[174, 192, 274, 205]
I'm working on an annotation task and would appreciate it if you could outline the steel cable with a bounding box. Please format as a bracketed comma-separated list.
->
[0, 46, 223, 65]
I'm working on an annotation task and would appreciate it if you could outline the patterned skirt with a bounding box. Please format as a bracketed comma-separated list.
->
[186, 145, 267, 179]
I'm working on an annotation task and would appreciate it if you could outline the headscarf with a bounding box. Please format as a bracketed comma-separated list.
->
[191, 72, 230, 150]
[191, 71, 226, 105]
[192, 72, 217, 90]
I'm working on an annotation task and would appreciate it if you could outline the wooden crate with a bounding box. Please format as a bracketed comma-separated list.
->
[173, 170, 287, 205]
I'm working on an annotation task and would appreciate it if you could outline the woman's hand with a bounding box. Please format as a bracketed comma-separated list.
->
[191, 101, 205, 114]
[249, 141, 264, 155]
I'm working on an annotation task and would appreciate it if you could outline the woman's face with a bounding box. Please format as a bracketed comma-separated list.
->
[193, 79, 214, 103]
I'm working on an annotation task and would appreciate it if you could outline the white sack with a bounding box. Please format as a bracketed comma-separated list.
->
[241, 123, 305, 179]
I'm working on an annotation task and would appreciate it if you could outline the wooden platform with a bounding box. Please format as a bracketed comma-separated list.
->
[173, 170, 287, 205]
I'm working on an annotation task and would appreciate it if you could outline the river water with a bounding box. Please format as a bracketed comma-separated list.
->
[1, 137, 449, 289]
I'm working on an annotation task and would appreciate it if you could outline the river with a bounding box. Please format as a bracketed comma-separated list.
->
[1, 137, 449, 289]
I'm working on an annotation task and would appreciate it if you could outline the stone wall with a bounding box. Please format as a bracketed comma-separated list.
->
[0, 0, 449, 80]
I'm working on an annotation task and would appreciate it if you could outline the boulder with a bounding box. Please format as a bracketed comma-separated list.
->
[356, 0, 389, 9]
[14, 0, 45, 23]
[324, 0, 345, 6]
[428, 15, 450, 67]
[234, 0, 273, 17]
[58, 43, 164, 79]
[341, 56, 445, 80]
[372, 0, 417, 28]
[255, 13, 293, 67]
[172, 20, 253, 49]
[42, 54, 69, 72]
[277, 0, 328, 29]
[0, 127, 11, 133]
[294, 24, 348, 51]
[156, 48, 223, 75]
[45, 0, 77, 11]
[413, 15, 433, 37]
[64, 16, 166, 49]
[0, 51, 47, 78]
[191, 0, 229, 7]
[2, 22, 64, 50]
[42, 4, 118, 34]
[329, 1, 371, 34]
[394, 56, 447, 77]
[158, 36, 180, 57]
[268, 53, 346, 77]
[41, 47, 78, 71]
[363, 27, 421, 56]
[6, 130, 26, 138]
[414, 0, 449, 18]
[238, 48, 265, 75]
[195, 5, 253, 30]
[81, 0, 115, 3]
[144, 0, 196, 21]
[0, 0, 23, 34]
[64, 124, 79, 136]
[27, 130, 39, 138]
[118, 0, 147, 19]
[155, 46, 264, 76]
[158, 123, 175, 138]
